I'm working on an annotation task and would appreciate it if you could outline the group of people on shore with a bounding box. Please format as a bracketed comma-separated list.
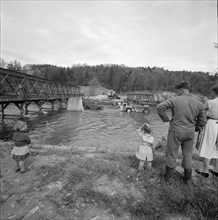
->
[135, 80, 218, 185]
[11, 81, 218, 188]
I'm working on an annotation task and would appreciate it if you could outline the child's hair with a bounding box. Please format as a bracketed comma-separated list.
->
[141, 123, 152, 133]
[14, 120, 27, 131]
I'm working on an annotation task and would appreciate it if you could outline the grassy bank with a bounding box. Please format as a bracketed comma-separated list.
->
[1, 142, 217, 220]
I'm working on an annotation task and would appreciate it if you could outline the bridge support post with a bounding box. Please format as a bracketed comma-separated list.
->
[59, 99, 66, 108]
[67, 97, 83, 111]
[35, 101, 45, 112]
[1, 103, 9, 121]
[25, 102, 31, 115]
[51, 101, 55, 110]
[14, 103, 25, 117]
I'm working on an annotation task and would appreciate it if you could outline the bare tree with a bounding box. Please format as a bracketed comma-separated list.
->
[7, 60, 23, 71]
[0, 58, 7, 68]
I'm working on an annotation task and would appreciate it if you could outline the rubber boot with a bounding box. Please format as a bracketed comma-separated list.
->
[183, 169, 192, 184]
[184, 169, 193, 193]
[164, 166, 174, 182]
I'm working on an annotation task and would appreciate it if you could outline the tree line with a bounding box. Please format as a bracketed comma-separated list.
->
[1, 59, 218, 96]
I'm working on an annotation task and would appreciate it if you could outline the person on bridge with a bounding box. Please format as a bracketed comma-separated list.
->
[157, 81, 207, 185]
[11, 119, 31, 174]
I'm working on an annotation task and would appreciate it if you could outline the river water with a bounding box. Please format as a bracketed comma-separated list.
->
[0, 105, 169, 152]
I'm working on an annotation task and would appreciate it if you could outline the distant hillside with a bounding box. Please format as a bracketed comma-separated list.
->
[4, 62, 218, 96]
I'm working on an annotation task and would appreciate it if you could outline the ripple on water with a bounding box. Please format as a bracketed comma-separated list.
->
[1, 107, 169, 151]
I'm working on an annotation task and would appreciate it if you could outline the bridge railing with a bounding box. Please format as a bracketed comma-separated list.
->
[0, 68, 81, 102]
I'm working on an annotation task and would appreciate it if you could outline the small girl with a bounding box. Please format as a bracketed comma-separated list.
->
[11, 119, 31, 174]
[136, 123, 155, 170]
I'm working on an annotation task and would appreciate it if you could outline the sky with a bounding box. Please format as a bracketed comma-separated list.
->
[1, 0, 217, 73]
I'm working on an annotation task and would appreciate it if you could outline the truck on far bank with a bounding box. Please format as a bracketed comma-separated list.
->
[107, 90, 121, 99]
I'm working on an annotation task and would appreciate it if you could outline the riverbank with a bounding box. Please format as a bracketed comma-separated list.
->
[1, 141, 217, 220]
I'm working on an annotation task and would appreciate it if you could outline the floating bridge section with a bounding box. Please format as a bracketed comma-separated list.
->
[0, 68, 82, 120]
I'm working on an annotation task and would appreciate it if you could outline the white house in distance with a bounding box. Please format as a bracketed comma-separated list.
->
[80, 86, 113, 97]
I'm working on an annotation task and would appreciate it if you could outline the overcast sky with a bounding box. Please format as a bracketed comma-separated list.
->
[1, 0, 217, 73]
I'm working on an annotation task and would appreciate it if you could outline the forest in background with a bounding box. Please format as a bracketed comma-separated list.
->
[1, 59, 218, 96]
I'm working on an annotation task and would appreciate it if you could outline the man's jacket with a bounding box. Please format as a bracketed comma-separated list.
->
[157, 93, 207, 133]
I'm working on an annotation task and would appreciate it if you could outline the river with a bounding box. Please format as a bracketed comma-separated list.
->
[0, 105, 169, 152]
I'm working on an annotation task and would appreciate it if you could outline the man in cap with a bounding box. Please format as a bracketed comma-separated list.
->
[157, 81, 207, 185]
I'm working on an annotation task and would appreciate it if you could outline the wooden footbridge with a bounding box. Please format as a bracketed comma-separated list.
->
[0, 68, 82, 120]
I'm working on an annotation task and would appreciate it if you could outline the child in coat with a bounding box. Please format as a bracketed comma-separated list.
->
[11, 119, 31, 174]
[136, 123, 155, 170]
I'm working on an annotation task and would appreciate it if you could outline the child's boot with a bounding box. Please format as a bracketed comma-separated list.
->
[19, 161, 29, 174]
[15, 160, 20, 173]
[147, 162, 152, 170]
[138, 160, 145, 170]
